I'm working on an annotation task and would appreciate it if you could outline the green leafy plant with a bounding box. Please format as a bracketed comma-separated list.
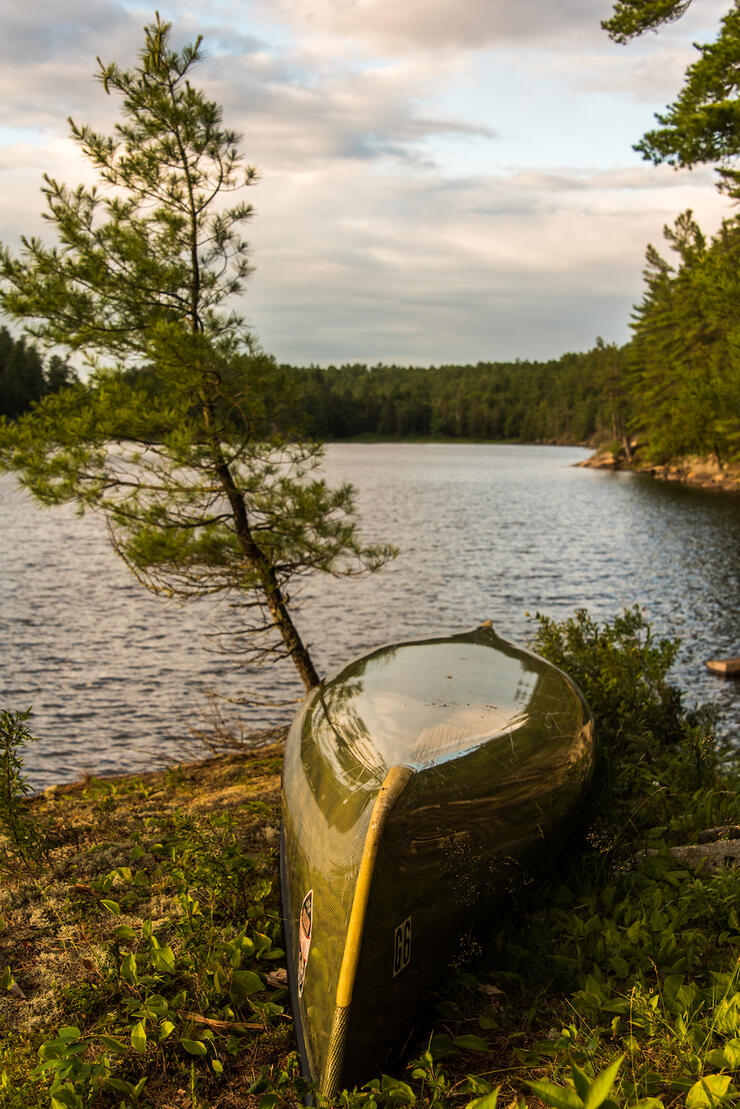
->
[531, 605, 683, 749]
[32, 1024, 147, 1109]
[531, 606, 720, 865]
[0, 708, 48, 879]
[528, 1055, 624, 1109]
[2, 612, 738, 1108]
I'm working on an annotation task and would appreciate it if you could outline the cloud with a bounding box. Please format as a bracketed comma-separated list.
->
[258, 0, 615, 52]
[208, 59, 496, 170]
[0, 0, 129, 61]
[0, 6, 493, 171]
[0, 0, 732, 371]
[551, 46, 699, 102]
[0, 1, 143, 127]
[242, 161, 727, 365]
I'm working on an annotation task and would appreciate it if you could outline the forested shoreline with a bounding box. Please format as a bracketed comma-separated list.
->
[273, 208, 740, 461]
[271, 346, 615, 444]
[0, 327, 77, 420]
[3, 209, 739, 466]
[1, 324, 614, 445]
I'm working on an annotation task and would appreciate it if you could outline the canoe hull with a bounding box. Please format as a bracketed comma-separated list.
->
[280, 625, 593, 1093]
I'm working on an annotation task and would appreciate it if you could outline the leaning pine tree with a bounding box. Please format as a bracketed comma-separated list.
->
[0, 15, 395, 691]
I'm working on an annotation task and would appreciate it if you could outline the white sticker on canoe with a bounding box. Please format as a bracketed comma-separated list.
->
[393, 915, 412, 977]
[297, 889, 313, 997]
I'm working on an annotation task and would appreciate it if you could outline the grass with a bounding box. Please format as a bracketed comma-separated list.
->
[0, 746, 292, 1108]
[1, 608, 739, 1109]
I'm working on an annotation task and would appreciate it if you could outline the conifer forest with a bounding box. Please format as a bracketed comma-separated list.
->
[4, 208, 739, 465]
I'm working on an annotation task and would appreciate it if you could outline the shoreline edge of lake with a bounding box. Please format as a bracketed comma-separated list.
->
[578, 446, 740, 493]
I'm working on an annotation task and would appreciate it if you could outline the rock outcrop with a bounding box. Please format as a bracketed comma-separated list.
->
[578, 446, 740, 493]
[642, 826, 740, 873]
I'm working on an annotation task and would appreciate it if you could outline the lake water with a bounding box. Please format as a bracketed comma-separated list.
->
[1, 443, 738, 791]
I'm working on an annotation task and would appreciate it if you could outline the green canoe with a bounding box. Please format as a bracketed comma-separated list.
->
[280, 623, 593, 1097]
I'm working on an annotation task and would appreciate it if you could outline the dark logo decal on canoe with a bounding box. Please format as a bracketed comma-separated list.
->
[297, 889, 313, 997]
[393, 915, 412, 977]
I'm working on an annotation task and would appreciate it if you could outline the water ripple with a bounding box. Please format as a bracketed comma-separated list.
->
[1, 443, 738, 790]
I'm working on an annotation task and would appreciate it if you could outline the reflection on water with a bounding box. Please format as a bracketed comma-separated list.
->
[1, 443, 738, 790]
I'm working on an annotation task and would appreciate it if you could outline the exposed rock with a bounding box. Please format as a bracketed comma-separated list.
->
[577, 449, 620, 470]
[666, 840, 740, 872]
[578, 447, 740, 492]
[706, 658, 740, 677]
[643, 827, 740, 872]
[696, 824, 740, 843]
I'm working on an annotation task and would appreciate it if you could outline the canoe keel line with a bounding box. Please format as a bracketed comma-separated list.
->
[280, 624, 594, 1097]
[323, 765, 414, 1099]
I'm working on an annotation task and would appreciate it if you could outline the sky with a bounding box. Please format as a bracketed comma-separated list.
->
[0, 0, 735, 366]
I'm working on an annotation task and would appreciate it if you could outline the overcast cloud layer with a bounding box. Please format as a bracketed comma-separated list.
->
[0, 0, 733, 364]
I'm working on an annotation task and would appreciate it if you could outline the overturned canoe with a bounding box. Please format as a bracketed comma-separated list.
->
[280, 623, 593, 1097]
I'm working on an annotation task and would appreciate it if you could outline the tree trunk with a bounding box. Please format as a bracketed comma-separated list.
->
[213, 451, 320, 691]
[714, 441, 724, 472]
[199, 391, 321, 691]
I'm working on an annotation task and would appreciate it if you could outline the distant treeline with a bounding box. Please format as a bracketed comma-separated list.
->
[272, 347, 620, 444]
[2, 325, 624, 447]
[3, 211, 739, 464]
[0, 327, 77, 420]
[272, 209, 740, 462]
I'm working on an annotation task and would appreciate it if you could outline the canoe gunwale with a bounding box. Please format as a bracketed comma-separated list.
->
[321, 764, 414, 1100]
[279, 824, 314, 1094]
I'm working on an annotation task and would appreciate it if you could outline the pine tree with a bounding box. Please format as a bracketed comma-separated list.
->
[602, 0, 694, 45]
[0, 15, 395, 691]
[604, 0, 740, 194]
[628, 211, 740, 463]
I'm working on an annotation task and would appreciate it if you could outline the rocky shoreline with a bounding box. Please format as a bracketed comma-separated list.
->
[579, 445, 740, 493]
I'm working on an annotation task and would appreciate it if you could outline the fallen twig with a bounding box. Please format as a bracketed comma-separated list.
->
[177, 1010, 262, 1032]
[176, 1007, 292, 1033]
